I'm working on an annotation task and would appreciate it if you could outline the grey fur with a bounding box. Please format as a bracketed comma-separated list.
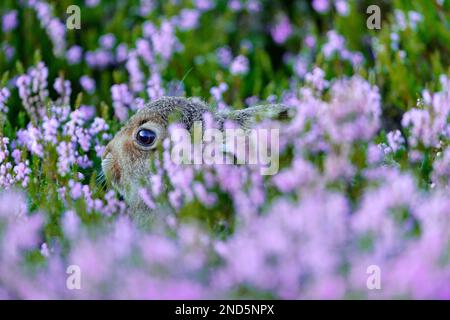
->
[140, 96, 289, 130]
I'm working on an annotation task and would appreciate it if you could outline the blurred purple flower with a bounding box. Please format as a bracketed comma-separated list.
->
[270, 15, 293, 45]
[2, 10, 18, 32]
[230, 55, 249, 75]
[80, 75, 96, 94]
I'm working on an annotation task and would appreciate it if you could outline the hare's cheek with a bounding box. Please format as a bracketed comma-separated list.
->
[111, 161, 122, 184]
[103, 156, 122, 185]
[123, 140, 142, 161]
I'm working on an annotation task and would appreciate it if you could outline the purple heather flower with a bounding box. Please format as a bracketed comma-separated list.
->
[80, 75, 96, 94]
[85, 0, 100, 7]
[335, 0, 349, 16]
[195, 0, 214, 11]
[126, 51, 145, 92]
[150, 20, 178, 60]
[246, 0, 261, 12]
[312, 0, 330, 13]
[111, 84, 134, 122]
[1, 43, 14, 61]
[139, 0, 155, 16]
[270, 15, 293, 45]
[116, 43, 128, 63]
[0, 87, 10, 115]
[229, 0, 242, 11]
[230, 55, 249, 75]
[210, 83, 228, 101]
[66, 45, 83, 65]
[85, 49, 114, 69]
[99, 33, 116, 49]
[304, 35, 316, 48]
[54, 77, 71, 106]
[176, 9, 200, 31]
[216, 46, 233, 67]
[2, 10, 18, 32]
[136, 39, 154, 66]
[147, 72, 164, 100]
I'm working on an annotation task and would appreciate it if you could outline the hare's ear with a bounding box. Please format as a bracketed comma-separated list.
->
[216, 104, 290, 129]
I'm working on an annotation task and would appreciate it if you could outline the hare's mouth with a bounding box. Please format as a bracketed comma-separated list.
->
[101, 153, 121, 187]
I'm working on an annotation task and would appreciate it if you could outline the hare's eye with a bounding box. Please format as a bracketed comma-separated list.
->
[136, 129, 157, 147]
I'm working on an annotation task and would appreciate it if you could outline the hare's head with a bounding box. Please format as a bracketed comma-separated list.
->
[101, 96, 209, 208]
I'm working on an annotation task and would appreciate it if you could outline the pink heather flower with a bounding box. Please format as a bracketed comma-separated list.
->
[305, 67, 329, 92]
[321, 75, 381, 143]
[85, 49, 114, 69]
[116, 43, 128, 63]
[66, 45, 82, 64]
[304, 35, 316, 48]
[229, 0, 242, 11]
[432, 149, 450, 188]
[27, 1, 66, 57]
[1, 43, 14, 61]
[11, 149, 22, 165]
[312, 0, 330, 13]
[0, 138, 9, 164]
[408, 11, 423, 30]
[16, 62, 49, 120]
[85, 0, 100, 7]
[2, 10, 18, 32]
[99, 33, 116, 49]
[139, 0, 155, 16]
[216, 46, 233, 67]
[136, 39, 154, 66]
[111, 84, 134, 121]
[62, 210, 80, 239]
[270, 15, 293, 45]
[150, 20, 179, 61]
[176, 9, 200, 31]
[272, 157, 318, 193]
[126, 51, 145, 92]
[42, 116, 59, 144]
[245, 95, 258, 106]
[367, 143, 384, 165]
[139, 188, 156, 210]
[214, 192, 349, 299]
[40, 243, 50, 257]
[293, 56, 307, 78]
[323, 30, 345, 58]
[57, 142, 76, 175]
[17, 124, 44, 157]
[100, 190, 126, 216]
[386, 130, 405, 153]
[335, 0, 349, 16]
[54, 77, 71, 106]
[402, 85, 450, 148]
[246, 0, 261, 12]
[80, 75, 96, 94]
[193, 182, 217, 207]
[210, 82, 228, 101]
[230, 55, 249, 75]
[68, 180, 83, 200]
[143, 21, 156, 38]
[0, 87, 10, 115]
[147, 72, 164, 100]
[0, 191, 43, 262]
[195, 0, 214, 11]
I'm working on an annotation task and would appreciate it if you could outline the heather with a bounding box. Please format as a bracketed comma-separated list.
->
[0, 0, 449, 299]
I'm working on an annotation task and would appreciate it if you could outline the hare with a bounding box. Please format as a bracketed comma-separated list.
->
[101, 96, 287, 223]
